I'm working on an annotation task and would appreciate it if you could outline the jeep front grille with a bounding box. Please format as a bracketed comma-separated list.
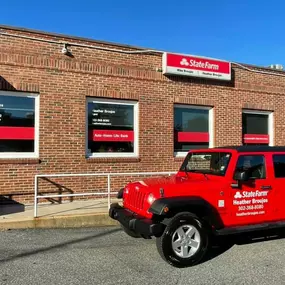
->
[126, 188, 146, 210]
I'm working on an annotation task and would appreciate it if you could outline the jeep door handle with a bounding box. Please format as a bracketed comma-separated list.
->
[260, 185, 272, 190]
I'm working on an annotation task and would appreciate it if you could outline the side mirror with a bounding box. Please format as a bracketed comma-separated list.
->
[234, 171, 249, 181]
[231, 170, 249, 189]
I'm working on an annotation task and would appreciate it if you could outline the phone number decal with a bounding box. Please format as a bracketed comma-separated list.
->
[238, 204, 264, 211]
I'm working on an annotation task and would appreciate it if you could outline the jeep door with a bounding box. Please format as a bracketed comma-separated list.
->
[229, 153, 275, 226]
[270, 153, 285, 220]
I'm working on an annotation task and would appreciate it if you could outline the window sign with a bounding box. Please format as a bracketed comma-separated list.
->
[0, 91, 39, 158]
[87, 98, 138, 157]
[242, 110, 273, 146]
[174, 104, 213, 156]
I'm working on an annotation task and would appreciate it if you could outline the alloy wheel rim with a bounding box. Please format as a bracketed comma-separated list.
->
[171, 224, 201, 258]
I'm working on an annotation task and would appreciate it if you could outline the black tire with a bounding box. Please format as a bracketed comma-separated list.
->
[120, 224, 141, 238]
[155, 212, 210, 268]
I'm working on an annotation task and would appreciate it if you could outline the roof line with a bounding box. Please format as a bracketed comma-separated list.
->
[0, 24, 153, 51]
[0, 24, 285, 75]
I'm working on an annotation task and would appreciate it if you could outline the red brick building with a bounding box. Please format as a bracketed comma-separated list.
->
[0, 25, 284, 205]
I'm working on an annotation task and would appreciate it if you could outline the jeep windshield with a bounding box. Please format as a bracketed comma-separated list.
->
[180, 151, 231, 176]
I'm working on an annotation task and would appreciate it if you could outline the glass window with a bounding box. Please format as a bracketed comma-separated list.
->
[273, 154, 285, 178]
[234, 155, 266, 179]
[242, 111, 271, 146]
[86, 98, 138, 157]
[242, 113, 268, 135]
[180, 152, 231, 176]
[0, 91, 39, 158]
[174, 105, 212, 155]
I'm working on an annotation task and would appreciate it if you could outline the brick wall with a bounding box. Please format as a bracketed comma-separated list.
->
[0, 26, 285, 204]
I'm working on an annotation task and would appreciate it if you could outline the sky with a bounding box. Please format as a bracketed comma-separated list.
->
[1, 0, 284, 67]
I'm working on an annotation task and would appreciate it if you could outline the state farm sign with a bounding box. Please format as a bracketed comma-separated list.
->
[162, 52, 231, 81]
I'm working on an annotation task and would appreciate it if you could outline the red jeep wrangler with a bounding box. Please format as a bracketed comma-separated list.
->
[109, 146, 285, 267]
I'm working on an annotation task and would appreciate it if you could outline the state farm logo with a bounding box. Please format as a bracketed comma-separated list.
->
[179, 57, 220, 70]
[234, 192, 243, 199]
[180, 58, 189, 66]
[234, 190, 268, 199]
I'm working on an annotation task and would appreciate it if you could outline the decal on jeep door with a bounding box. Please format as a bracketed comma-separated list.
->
[233, 190, 268, 216]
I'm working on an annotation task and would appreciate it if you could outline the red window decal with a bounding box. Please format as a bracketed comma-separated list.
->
[0, 127, 34, 140]
[243, 134, 269, 144]
[91, 130, 134, 142]
[177, 132, 209, 143]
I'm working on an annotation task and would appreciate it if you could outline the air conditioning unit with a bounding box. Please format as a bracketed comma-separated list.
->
[269, 64, 284, 70]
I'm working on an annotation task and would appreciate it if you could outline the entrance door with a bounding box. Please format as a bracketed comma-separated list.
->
[229, 154, 275, 226]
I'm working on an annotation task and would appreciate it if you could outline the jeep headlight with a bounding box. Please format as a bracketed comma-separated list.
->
[124, 187, 129, 194]
[147, 193, 156, 204]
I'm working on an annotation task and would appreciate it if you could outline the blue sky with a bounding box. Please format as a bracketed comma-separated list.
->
[1, 1, 284, 66]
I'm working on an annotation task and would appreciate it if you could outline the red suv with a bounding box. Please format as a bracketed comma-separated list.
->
[109, 146, 285, 267]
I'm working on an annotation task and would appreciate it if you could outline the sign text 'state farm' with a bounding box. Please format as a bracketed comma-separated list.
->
[162, 52, 231, 81]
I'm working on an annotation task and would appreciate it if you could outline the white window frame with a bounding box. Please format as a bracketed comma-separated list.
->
[0, 90, 40, 159]
[242, 109, 274, 146]
[86, 97, 139, 158]
[174, 104, 214, 157]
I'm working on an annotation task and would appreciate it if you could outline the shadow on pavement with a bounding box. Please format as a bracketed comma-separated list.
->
[0, 227, 122, 264]
[0, 196, 25, 216]
[201, 228, 285, 264]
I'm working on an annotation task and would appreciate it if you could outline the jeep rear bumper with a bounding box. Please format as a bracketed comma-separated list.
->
[109, 203, 165, 237]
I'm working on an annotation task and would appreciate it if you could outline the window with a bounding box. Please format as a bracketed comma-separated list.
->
[0, 91, 39, 158]
[174, 105, 213, 156]
[234, 155, 266, 179]
[273, 154, 285, 178]
[180, 151, 231, 176]
[86, 98, 138, 157]
[242, 110, 273, 146]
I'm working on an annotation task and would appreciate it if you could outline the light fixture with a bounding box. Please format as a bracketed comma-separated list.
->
[61, 43, 69, 55]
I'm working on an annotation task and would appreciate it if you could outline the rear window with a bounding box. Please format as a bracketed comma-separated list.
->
[273, 154, 285, 178]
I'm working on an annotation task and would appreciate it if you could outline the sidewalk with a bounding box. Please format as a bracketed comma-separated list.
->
[0, 198, 121, 230]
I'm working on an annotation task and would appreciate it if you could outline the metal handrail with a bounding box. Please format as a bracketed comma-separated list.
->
[34, 171, 177, 217]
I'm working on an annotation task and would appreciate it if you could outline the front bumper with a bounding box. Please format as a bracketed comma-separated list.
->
[109, 203, 165, 237]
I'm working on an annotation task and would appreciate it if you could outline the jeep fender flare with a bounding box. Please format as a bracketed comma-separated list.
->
[148, 196, 224, 230]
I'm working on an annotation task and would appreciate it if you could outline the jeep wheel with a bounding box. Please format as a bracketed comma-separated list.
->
[156, 212, 209, 267]
[120, 225, 141, 238]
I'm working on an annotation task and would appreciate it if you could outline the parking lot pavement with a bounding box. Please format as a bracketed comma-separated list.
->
[0, 227, 285, 285]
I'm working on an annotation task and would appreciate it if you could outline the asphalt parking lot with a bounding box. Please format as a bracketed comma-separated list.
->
[0, 226, 284, 285]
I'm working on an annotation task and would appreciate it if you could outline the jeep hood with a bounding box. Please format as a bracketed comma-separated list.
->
[127, 174, 221, 197]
